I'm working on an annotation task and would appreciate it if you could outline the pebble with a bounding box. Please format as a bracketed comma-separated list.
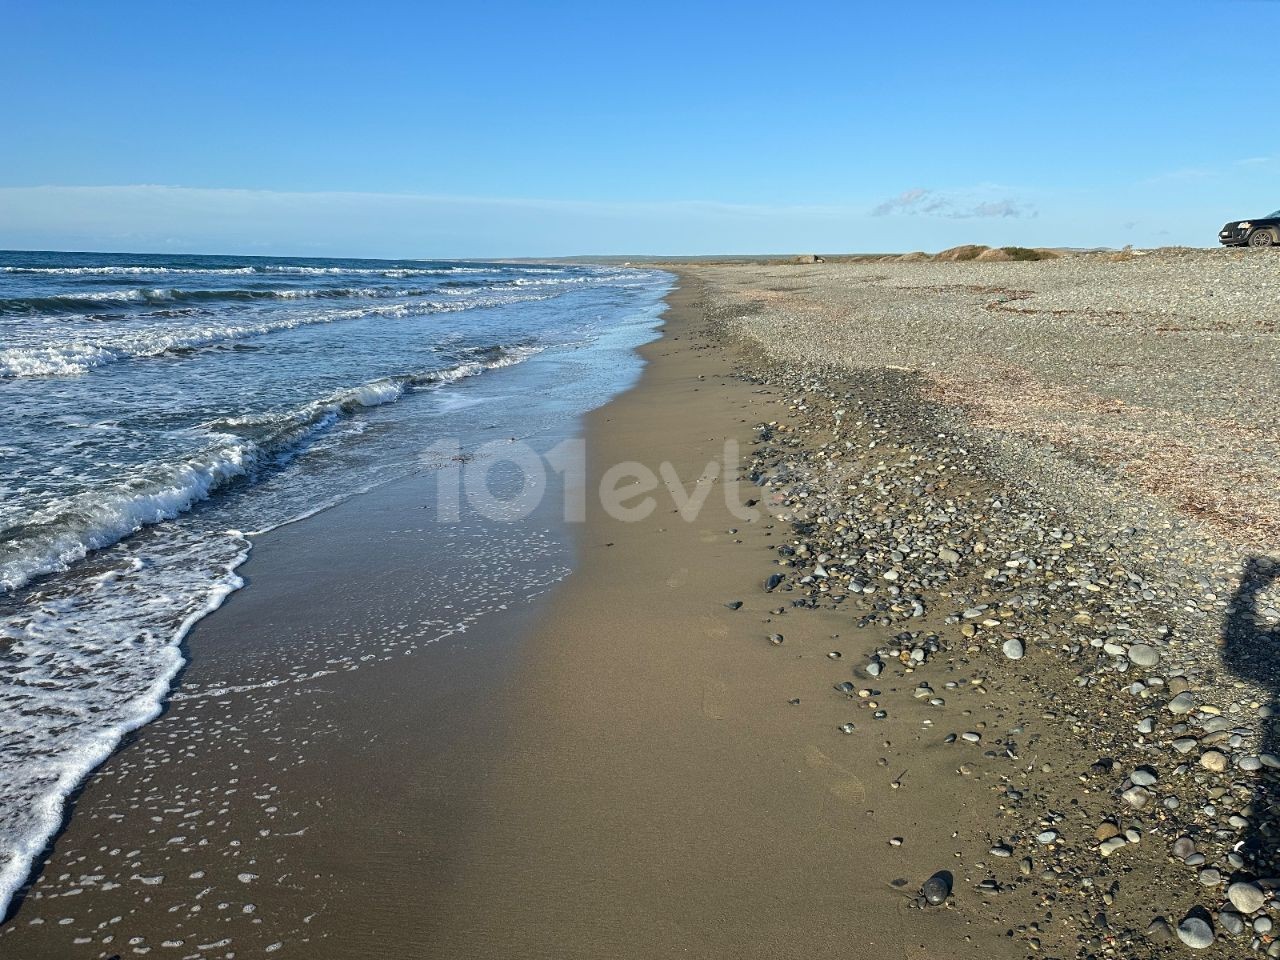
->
[1130, 766, 1158, 786]
[921, 871, 951, 906]
[1219, 911, 1245, 936]
[1199, 750, 1229, 772]
[1127, 643, 1160, 667]
[1227, 881, 1266, 914]
[1121, 786, 1153, 810]
[1001, 638, 1025, 660]
[1176, 915, 1215, 949]
[1168, 692, 1198, 715]
[1099, 836, 1128, 857]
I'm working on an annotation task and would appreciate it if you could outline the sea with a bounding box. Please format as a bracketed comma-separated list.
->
[0, 250, 671, 917]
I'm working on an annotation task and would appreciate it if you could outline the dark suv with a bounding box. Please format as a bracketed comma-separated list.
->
[1219, 210, 1280, 247]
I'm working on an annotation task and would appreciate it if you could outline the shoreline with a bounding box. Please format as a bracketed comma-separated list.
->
[419, 277, 1027, 958]
[3, 253, 1275, 957]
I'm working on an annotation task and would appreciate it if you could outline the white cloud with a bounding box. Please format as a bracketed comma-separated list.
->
[870, 187, 1035, 219]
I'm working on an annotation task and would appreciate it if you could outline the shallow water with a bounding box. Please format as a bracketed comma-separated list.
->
[0, 250, 670, 917]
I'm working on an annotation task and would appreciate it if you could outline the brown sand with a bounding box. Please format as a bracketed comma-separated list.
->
[423, 280, 1025, 959]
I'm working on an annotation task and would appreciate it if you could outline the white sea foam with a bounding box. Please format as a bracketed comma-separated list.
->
[0, 265, 483, 277]
[0, 293, 547, 379]
[0, 346, 542, 594]
[0, 529, 250, 921]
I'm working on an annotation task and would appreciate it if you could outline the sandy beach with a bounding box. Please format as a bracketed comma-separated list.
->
[4, 250, 1278, 958]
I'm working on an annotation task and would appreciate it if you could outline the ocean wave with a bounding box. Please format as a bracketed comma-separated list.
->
[0, 285, 461, 315]
[0, 293, 551, 379]
[0, 531, 249, 923]
[0, 345, 541, 594]
[0, 264, 491, 278]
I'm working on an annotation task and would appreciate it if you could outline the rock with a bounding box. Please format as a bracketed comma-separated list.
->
[1002, 638, 1025, 660]
[1128, 643, 1160, 667]
[1199, 750, 1229, 773]
[1095, 822, 1121, 841]
[1219, 911, 1245, 936]
[1168, 691, 1198, 715]
[921, 871, 952, 906]
[938, 547, 961, 564]
[1146, 916, 1174, 941]
[1130, 766, 1158, 786]
[764, 573, 783, 592]
[1099, 836, 1128, 857]
[1227, 881, 1266, 914]
[1176, 915, 1215, 949]
[1170, 836, 1195, 860]
[1121, 786, 1153, 810]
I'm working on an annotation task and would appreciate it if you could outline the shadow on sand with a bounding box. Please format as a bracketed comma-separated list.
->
[1221, 556, 1280, 887]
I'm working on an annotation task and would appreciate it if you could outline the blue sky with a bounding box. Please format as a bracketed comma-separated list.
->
[2, 0, 1276, 257]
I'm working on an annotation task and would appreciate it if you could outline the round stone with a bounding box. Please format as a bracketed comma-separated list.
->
[1168, 691, 1198, 715]
[1121, 786, 1152, 810]
[921, 872, 951, 906]
[1199, 750, 1229, 773]
[1002, 638, 1025, 660]
[1227, 881, 1266, 914]
[1219, 911, 1245, 936]
[1128, 643, 1160, 667]
[1176, 916, 1215, 949]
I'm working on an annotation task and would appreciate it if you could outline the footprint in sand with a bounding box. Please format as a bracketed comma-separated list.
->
[701, 678, 732, 720]
[803, 744, 867, 803]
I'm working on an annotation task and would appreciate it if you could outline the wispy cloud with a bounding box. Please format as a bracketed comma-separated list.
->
[870, 188, 1035, 219]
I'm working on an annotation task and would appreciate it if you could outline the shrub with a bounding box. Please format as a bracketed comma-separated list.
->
[1000, 247, 1058, 262]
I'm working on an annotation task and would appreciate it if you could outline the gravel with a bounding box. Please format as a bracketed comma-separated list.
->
[685, 251, 1280, 958]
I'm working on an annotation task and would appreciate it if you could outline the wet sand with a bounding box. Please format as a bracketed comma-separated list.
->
[0, 429, 582, 956]
[422, 280, 1026, 958]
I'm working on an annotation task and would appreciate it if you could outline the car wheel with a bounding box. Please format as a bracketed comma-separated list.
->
[1248, 230, 1276, 248]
